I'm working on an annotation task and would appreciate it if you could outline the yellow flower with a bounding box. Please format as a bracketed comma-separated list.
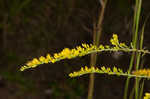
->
[20, 65, 27, 71]
[46, 54, 55, 63]
[82, 43, 89, 48]
[105, 45, 110, 49]
[99, 45, 104, 49]
[144, 93, 150, 99]
[110, 34, 119, 46]
[132, 69, 150, 77]
[119, 43, 128, 48]
[32, 58, 40, 65]
[39, 56, 46, 62]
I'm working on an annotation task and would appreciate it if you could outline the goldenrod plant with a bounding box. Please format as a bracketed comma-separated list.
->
[20, 34, 150, 71]
[20, 34, 150, 99]
[18, 0, 150, 99]
[69, 66, 150, 79]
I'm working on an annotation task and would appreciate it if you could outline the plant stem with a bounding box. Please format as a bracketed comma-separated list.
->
[139, 79, 145, 99]
[124, 0, 142, 99]
[87, 0, 107, 99]
[135, 0, 142, 99]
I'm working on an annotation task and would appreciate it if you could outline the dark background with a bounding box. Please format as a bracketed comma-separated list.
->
[0, 0, 150, 99]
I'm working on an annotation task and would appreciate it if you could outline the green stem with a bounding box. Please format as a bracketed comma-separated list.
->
[135, 0, 142, 99]
[139, 79, 145, 99]
[135, 78, 139, 99]
[124, 0, 142, 99]
[129, 86, 135, 99]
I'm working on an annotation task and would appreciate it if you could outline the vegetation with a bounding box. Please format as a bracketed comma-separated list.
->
[1, 0, 150, 99]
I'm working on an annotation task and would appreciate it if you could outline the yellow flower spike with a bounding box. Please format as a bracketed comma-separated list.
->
[69, 66, 126, 78]
[20, 33, 150, 71]
[69, 66, 150, 78]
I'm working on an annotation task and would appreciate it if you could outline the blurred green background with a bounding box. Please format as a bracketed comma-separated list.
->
[0, 0, 150, 99]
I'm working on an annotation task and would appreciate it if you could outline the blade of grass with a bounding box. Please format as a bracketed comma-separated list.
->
[139, 79, 145, 99]
[129, 85, 135, 99]
[135, 0, 142, 99]
[136, 13, 149, 99]
[124, 0, 138, 98]
[124, 0, 142, 99]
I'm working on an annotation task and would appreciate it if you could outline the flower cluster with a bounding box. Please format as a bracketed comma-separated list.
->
[110, 34, 119, 46]
[132, 69, 150, 77]
[20, 34, 124, 71]
[20, 44, 100, 71]
[144, 93, 150, 99]
[69, 66, 125, 78]
[20, 54, 54, 71]
[69, 66, 99, 77]
[110, 34, 128, 49]
[20, 34, 149, 71]
[69, 66, 150, 79]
